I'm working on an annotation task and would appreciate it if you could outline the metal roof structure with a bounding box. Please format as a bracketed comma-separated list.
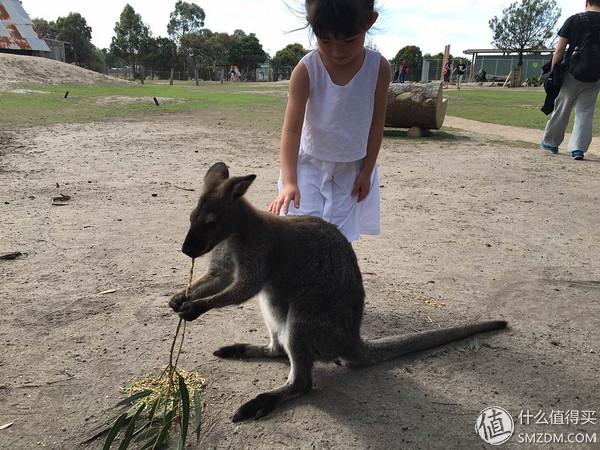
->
[463, 48, 553, 55]
[0, 0, 50, 52]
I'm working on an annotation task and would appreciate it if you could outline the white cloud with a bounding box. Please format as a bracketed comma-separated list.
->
[20, 0, 583, 59]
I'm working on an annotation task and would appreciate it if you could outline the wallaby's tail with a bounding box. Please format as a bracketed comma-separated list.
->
[348, 321, 508, 367]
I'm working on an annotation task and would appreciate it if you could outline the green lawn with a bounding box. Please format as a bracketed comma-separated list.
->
[0, 81, 285, 128]
[2, 81, 599, 136]
[445, 88, 600, 135]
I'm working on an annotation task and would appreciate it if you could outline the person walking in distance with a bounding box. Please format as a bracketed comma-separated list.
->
[456, 58, 466, 89]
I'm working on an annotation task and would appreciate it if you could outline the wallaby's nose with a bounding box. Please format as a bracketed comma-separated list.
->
[181, 243, 197, 258]
[181, 233, 200, 258]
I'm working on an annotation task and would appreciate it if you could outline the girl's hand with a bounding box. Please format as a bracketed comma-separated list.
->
[352, 171, 371, 202]
[269, 183, 301, 215]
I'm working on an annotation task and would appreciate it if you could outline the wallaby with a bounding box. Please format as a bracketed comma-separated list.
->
[170, 162, 507, 422]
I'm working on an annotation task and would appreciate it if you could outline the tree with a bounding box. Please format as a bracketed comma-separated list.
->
[392, 45, 422, 69]
[179, 29, 232, 80]
[228, 30, 268, 80]
[110, 4, 150, 78]
[489, 0, 561, 66]
[32, 18, 57, 39]
[167, 1, 206, 45]
[140, 37, 178, 75]
[102, 48, 120, 70]
[88, 48, 107, 73]
[271, 43, 307, 80]
[54, 13, 94, 65]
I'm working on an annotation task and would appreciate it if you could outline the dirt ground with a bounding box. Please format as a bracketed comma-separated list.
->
[0, 54, 124, 89]
[1, 107, 600, 450]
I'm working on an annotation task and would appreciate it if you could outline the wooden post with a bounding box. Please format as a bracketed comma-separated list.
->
[441, 45, 451, 80]
[170, 68, 174, 86]
[195, 67, 199, 86]
[469, 53, 476, 82]
[140, 66, 145, 85]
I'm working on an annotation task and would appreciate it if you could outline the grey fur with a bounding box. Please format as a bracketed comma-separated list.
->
[169, 163, 507, 422]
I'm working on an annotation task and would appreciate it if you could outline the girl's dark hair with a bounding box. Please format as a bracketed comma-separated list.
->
[588, 0, 600, 6]
[305, 0, 375, 39]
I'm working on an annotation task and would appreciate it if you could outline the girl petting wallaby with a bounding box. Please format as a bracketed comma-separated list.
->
[169, 163, 507, 422]
[269, 0, 389, 242]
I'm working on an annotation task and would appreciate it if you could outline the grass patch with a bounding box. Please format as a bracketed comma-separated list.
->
[446, 88, 600, 135]
[0, 81, 284, 128]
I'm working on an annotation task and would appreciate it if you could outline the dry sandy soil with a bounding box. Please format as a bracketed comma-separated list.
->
[1, 105, 600, 450]
[0, 54, 125, 89]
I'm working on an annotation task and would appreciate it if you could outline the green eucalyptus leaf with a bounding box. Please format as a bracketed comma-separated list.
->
[115, 389, 153, 407]
[117, 403, 145, 450]
[133, 425, 159, 444]
[176, 375, 191, 450]
[102, 413, 129, 450]
[193, 390, 203, 441]
[149, 407, 178, 450]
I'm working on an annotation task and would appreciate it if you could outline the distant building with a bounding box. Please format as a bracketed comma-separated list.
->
[44, 38, 67, 62]
[0, 0, 51, 57]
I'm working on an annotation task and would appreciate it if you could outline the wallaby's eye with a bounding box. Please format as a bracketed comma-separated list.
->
[204, 213, 218, 225]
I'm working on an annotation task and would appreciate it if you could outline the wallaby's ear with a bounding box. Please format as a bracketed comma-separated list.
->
[205, 162, 230, 187]
[228, 174, 256, 200]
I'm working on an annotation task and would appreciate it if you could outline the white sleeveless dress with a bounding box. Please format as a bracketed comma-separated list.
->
[279, 48, 382, 241]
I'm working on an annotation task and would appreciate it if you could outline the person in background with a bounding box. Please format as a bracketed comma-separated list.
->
[541, 0, 600, 160]
[456, 58, 466, 89]
[399, 59, 409, 83]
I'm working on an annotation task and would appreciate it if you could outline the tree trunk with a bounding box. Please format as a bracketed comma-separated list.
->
[385, 82, 448, 130]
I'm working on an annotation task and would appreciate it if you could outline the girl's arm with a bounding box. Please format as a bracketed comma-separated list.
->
[352, 56, 391, 202]
[269, 62, 310, 215]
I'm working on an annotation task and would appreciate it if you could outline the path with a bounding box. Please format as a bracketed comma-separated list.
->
[445, 116, 600, 155]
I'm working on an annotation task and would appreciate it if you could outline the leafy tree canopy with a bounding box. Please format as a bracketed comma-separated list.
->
[53, 13, 94, 65]
[392, 45, 422, 68]
[110, 4, 150, 70]
[167, 1, 206, 44]
[32, 18, 57, 39]
[489, 0, 561, 65]
[271, 43, 308, 80]
[228, 31, 268, 74]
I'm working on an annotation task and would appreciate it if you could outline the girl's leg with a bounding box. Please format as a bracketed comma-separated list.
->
[325, 161, 364, 241]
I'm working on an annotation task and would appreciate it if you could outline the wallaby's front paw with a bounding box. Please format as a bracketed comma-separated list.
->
[169, 292, 187, 311]
[177, 300, 208, 322]
[214, 343, 249, 358]
[232, 393, 278, 422]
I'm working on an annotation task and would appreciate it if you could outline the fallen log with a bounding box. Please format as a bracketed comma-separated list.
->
[385, 82, 448, 130]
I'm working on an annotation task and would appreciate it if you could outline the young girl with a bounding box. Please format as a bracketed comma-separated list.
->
[268, 0, 391, 242]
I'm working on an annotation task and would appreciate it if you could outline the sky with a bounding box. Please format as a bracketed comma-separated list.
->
[21, 0, 584, 59]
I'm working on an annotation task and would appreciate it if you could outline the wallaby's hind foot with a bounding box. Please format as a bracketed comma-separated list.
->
[232, 374, 312, 422]
[232, 341, 313, 422]
[232, 392, 281, 422]
[214, 343, 286, 359]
